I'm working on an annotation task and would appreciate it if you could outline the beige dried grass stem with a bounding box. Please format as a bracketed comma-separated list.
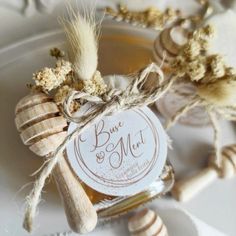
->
[59, 5, 99, 81]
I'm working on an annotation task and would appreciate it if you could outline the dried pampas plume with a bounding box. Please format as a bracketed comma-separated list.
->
[197, 79, 236, 106]
[59, 7, 99, 81]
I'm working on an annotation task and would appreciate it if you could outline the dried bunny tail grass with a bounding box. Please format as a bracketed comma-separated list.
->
[197, 80, 236, 106]
[59, 5, 99, 81]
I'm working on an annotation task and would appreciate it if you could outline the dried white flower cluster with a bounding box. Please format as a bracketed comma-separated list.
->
[31, 48, 108, 113]
[54, 85, 72, 105]
[106, 4, 181, 30]
[172, 25, 236, 106]
[83, 71, 107, 95]
[172, 24, 236, 84]
[33, 59, 72, 92]
[54, 85, 80, 113]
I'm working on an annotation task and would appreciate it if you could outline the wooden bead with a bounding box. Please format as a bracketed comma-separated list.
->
[30, 131, 67, 157]
[221, 157, 235, 178]
[15, 102, 59, 131]
[222, 144, 236, 167]
[20, 116, 67, 146]
[153, 25, 188, 70]
[154, 34, 174, 61]
[15, 92, 67, 151]
[15, 93, 51, 114]
[220, 144, 236, 178]
[161, 27, 187, 55]
[128, 208, 168, 236]
[153, 33, 174, 70]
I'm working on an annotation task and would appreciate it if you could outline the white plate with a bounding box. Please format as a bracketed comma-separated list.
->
[44, 204, 199, 236]
[0, 20, 236, 236]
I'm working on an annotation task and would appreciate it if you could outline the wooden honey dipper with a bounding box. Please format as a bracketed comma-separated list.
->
[171, 144, 236, 202]
[153, 24, 189, 71]
[128, 208, 168, 236]
[15, 92, 97, 234]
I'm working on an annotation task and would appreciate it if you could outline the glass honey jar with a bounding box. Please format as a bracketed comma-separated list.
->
[63, 21, 175, 222]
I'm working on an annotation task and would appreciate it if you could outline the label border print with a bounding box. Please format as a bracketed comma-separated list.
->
[66, 106, 167, 196]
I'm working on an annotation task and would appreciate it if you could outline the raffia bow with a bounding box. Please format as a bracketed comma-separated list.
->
[23, 63, 175, 231]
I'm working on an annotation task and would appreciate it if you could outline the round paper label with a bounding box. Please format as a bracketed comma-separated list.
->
[66, 106, 167, 196]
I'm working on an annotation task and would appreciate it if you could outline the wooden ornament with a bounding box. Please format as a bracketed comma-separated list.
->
[151, 25, 189, 88]
[15, 92, 97, 234]
[153, 25, 188, 70]
[128, 208, 168, 236]
[171, 144, 236, 202]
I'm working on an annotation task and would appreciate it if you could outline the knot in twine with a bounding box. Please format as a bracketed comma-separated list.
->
[23, 63, 174, 232]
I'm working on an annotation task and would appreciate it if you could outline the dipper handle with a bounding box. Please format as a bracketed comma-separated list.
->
[53, 153, 97, 234]
[171, 167, 218, 202]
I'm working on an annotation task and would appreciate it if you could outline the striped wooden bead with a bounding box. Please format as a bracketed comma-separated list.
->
[15, 92, 67, 156]
[128, 208, 168, 236]
[153, 25, 188, 70]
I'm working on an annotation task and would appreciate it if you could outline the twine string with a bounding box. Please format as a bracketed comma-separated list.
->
[23, 63, 174, 232]
[164, 94, 223, 170]
[207, 109, 222, 169]
[165, 96, 204, 130]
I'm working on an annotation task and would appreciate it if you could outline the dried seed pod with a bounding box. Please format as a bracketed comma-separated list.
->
[128, 208, 168, 236]
[15, 92, 97, 234]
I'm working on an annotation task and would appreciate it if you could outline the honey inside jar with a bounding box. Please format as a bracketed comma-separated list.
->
[81, 182, 111, 204]
[98, 23, 153, 75]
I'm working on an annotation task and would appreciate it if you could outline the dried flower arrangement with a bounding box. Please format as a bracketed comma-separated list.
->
[161, 24, 236, 201]
[167, 24, 236, 166]
[29, 47, 107, 114]
[15, 8, 173, 235]
[105, 4, 181, 30]
[16, 11, 106, 234]
[105, 1, 213, 31]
